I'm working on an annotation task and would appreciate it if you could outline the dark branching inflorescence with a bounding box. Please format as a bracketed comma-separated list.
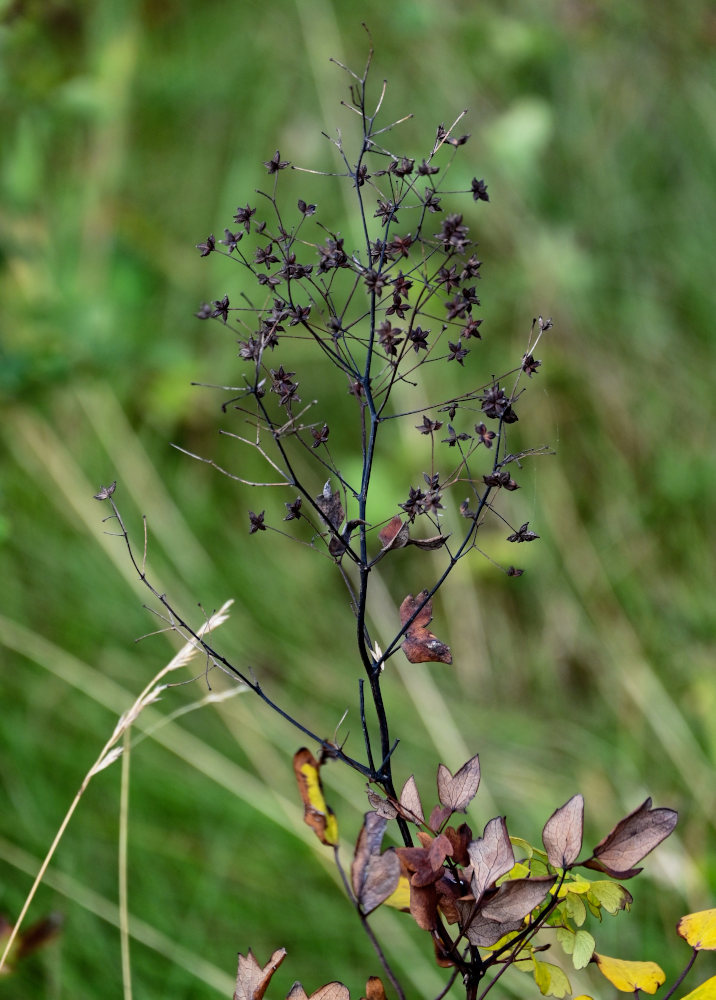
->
[89, 41, 704, 1000]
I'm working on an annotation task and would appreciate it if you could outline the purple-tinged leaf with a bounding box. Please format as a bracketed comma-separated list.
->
[468, 817, 515, 903]
[437, 754, 480, 813]
[455, 901, 523, 947]
[542, 794, 584, 869]
[351, 813, 401, 915]
[584, 798, 677, 879]
[480, 875, 556, 922]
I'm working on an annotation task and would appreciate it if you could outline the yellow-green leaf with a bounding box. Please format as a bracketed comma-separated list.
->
[588, 881, 632, 914]
[677, 975, 716, 1000]
[564, 891, 587, 926]
[557, 927, 575, 955]
[503, 861, 531, 880]
[382, 875, 410, 911]
[594, 953, 665, 993]
[677, 910, 716, 950]
[533, 958, 571, 998]
[572, 930, 596, 969]
[509, 835, 536, 860]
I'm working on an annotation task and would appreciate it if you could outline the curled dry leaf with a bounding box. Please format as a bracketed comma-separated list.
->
[408, 533, 450, 550]
[315, 489, 345, 531]
[366, 789, 398, 820]
[351, 812, 401, 915]
[234, 948, 287, 1000]
[584, 797, 677, 879]
[542, 794, 584, 869]
[467, 816, 515, 903]
[378, 515, 410, 552]
[293, 748, 338, 846]
[437, 754, 480, 813]
[399, 590, 452, 665]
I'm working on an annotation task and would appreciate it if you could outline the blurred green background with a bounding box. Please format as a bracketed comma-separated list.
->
[1, 0, 715, 996]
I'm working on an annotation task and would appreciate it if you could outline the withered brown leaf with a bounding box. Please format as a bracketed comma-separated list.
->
[315, 489, 345, 530]
[467, 817, 515, 903]
[542, 794, 584, 869]
[455, 901, 524, 948]
[407, 531, 450, 550]
[409, 881, 439, 931]
[399, 590, 452, 664]
[234, 948, 287, 1000]
[584, 797, 677, 879]
[287, 983, 350, 1000]
[399, 774, 425, 825]
[351, 813, 401, 914]
[378, 515, 410, 551]
[367, 789, 398, 819]
[480, 874, 556, 922]
[437, 754, 480, 813]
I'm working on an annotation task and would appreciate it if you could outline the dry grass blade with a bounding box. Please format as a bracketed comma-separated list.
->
[0, 601, 234, 973]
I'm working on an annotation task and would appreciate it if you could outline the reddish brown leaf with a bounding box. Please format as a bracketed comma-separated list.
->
[409, 880, 439, 930]
[428, 803, 453, 831]
[351, 812, 401, 914]
[467, 817, 515, 903]
[363, 977, 388, 1000]
[444, 823, 473, 867]
[481, 875, 556, 922]
[399, 591, 452, 664]
[378, 515, 410, 551]
[399, 774, 425, 825]
[437, 754, 480, 813]
[436, 870, 466, 923]
[542, 794, 584, 869]
[584, 798, 678, 879]
[415, 833, 454, 887]
[234, 948, 287, 1000]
